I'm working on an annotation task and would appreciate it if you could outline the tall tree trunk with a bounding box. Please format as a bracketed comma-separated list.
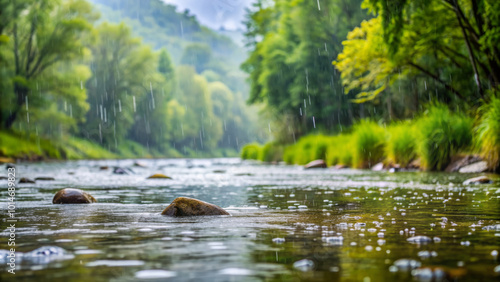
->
[4, 83, 27, 129]
[452, 0, 484, 98]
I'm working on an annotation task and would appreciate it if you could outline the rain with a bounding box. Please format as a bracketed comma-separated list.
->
[0, 0, 499, 281]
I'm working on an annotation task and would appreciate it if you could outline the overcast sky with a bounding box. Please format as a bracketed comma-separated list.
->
[161, 0, 254, 30]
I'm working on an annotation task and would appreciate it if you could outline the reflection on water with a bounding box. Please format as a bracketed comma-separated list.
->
[0, 158, 499, 281]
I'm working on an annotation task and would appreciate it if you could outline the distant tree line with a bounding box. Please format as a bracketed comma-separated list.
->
[0, 0, 266, 157]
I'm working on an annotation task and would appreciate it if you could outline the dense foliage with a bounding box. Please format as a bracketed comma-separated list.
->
[0, 0, 267, 159]
[242, 0, 500, 170]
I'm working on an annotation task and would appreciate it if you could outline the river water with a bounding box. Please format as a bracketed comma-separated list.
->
[0, 158, 499, 281]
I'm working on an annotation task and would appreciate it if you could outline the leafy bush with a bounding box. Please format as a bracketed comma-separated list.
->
[476, 96, 500, 171]
[326, 135, 354, 166]
[351, 120, 386, 168]
[240, 143, 262, 160]
[259, 142, 283, 162]
[385, 122, 417, 167]
[416, 105, 473, 171]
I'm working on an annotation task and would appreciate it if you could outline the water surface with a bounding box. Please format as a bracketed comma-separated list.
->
[1, 158, 499, 281]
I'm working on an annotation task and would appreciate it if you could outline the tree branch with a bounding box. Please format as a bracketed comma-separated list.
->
[407, 62, 465, 101]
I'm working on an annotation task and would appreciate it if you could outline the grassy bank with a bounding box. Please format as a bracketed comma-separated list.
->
[241, 104, 495, 171]
[0, 130, 239, 161]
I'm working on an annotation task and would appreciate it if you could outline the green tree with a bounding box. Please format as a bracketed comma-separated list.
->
[364, 0, 500, 98]
[82, 22, 159, 150]
[180, 43, 213, 73]
[242, 0, 368, 141]
[129, 48, 176, 153]
[171, 65, 222, 151]
[1, 0, 98, 130]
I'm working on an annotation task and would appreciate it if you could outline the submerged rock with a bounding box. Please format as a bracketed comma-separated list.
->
[304, 159, 327, 169]
[407, 235, 433, 244]
[113, 167, 133, 175]
[52, 188, 97, 204]
[19, 177, 35, 184]
[463, 176, 492, 185]
[333, 164, 348, 169]
[459, 161, 489, 173]
[133, 161, 147, 168]
[35, 177, 55, 181]
[99, 166, 109, 170]
[161, 197, 229, 216]
[147, 173, 172, 179]
[5, 163, 15, 169]
[293, 259, 315, 271]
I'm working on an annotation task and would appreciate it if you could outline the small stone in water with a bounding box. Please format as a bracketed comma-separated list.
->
[298, 205, 308, 209]
[494, 265, 500, 273]
[219, 268, 253, 276]
[135, 270, 176, 279]
[272, 238, 285, 243]
[393, 259, 421, 271]
[407, 236, 432, 244]
[293, 259, 315, 271]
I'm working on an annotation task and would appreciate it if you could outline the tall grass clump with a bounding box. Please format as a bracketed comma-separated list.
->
[476, 96, 500, 171]
[351, 120, 386, 168]
[416, 105, 473, 171]
[385, 122, 417, 167]
[259, 142, 283, 162]
[240, 143, 262, 160]
[282, 135, 332, 165]
[325, 134, 354, 167]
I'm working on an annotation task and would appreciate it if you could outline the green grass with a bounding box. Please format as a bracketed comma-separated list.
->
[476, 95, 500, 171]
[416, 104, 473, 171]
[259, 142, 283, 162]
[325, 134, 354, 167]
[240, 143, 262, 160]
[351, 120, 386, 168]
[385, 122, 417, 167]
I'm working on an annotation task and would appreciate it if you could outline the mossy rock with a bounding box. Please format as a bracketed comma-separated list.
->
[52, 188, 97, 204]
[161, 197, 230, 216]
[147, 173, 172, 179]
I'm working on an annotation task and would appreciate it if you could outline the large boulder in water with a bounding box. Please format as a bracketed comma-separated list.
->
[52, 188, 97, 204]
[304, 160, 327, 169]
[161, 197, 230, 216]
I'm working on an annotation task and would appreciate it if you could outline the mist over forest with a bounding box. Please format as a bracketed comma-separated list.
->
[0, 0, 268, 160]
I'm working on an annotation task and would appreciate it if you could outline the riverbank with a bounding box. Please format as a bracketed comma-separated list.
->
[241, 104, 500, 173]
[0, 131, 238, 162]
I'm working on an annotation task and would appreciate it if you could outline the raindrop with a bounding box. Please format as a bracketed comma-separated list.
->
[312, 116, 316, 128]
[118, 99, 122, 112]
[317, 0, 321, 10]
[150, 82, 155, 109]
[133, 96, 136, 112]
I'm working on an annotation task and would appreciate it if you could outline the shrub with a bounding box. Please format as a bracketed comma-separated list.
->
[326, 134, 354, 166]
[416, 105, 473, 171]
[385, 122, 417, 167]
[476, 96, 500, 171]
[240, 143, 262, 160]
[259, 142, 283, 162]
[351, 120, 386, 168]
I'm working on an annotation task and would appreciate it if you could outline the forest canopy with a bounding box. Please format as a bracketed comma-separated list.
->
[0, 0, 267, 159]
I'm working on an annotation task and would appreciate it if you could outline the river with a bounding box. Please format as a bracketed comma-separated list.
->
[1, 158, 499, 281]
